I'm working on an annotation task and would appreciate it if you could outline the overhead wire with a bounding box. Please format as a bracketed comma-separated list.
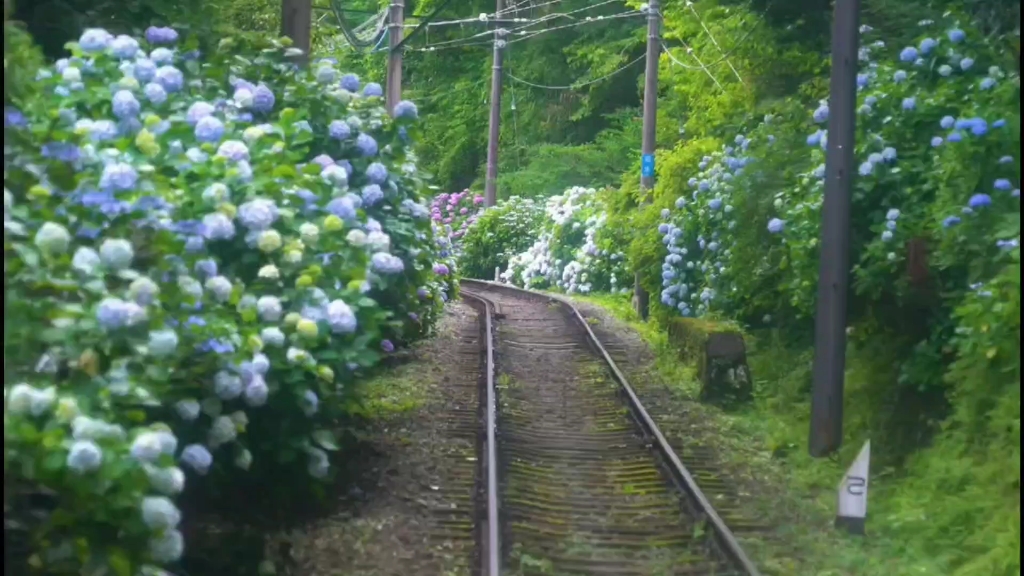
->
[683, 0, 745, 84]
[506, 52, 645, 90]
[660, 39, 724, 90]
[658, 6, 764, 79]
[409, 0, 630, 51]
[506, 10, 644, 44]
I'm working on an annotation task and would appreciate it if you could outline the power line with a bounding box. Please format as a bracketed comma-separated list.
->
[392, 0, 462, 53]
[658, 9, 763, 73]
[506, 53, 644, 90]
[507, 11, 645, 44]
[410, 0, 632, 51]
[684, 1, 744, 84]
[660, 39, 724, 90]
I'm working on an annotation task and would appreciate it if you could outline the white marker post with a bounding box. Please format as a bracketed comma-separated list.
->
[495, 267, 501, 282]
[836, 440, 870, 535]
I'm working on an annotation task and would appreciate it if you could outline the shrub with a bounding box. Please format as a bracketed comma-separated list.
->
[3, 26, 446, 574]
[499, 186, 629, 294]
[458, 195, 544, 280]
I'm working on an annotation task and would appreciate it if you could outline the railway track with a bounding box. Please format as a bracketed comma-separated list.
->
[459, 279, 760, 576]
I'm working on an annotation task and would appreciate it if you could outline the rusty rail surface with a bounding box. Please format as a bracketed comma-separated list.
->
[460, 289, 502, 576]
[462, 279, 761, 576]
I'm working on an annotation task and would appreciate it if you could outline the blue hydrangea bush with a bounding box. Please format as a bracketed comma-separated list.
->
[3, 26, 447, 573]
[654, 18, 1019, 323]
[499, 186, 629, 294]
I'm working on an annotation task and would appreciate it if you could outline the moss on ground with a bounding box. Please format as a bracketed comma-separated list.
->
[566, 292, 1014, 576]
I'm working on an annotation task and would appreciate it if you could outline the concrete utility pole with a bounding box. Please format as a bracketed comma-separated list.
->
[809, 0, 860, 459]
[385, 0, 405, 113]
[483, 0, 505, 207]
[634, 0, 660, 320]
[281, 0, 313, 65]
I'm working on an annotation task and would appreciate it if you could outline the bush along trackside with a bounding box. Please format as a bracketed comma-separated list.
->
[3, 27, 450, 574]
[457, 195, 544, 280]
[498, 186, 630, 294]
[429, 188, 483, 291]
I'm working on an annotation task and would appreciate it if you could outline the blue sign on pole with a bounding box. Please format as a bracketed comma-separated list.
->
[641, 154, 655, 178]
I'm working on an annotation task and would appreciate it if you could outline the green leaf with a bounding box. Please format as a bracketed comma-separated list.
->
[12, 243, 40, 268]
[311, 429, 339, 451]
[107, 548, 132, 576]
[272, 164, 297, 179]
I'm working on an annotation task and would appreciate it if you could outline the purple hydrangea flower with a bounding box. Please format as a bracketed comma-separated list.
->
[252, 85, 275, 113]
[899, 46, 918, 62]
[365, 162, 388, 184]
[180, 444, 213, 474]
[355, 133, 378, 157]
[155, 65, 184, 92]
[110, 35, 141, 59]
[144, 82, 168, 104]
[79, 28, 113, 53]
[340, 73, 360, 92]
[942, 215, 960, 228]
[194, 116, 225, 143]
[216, 140, 250, 162]
[370, 252, 404, 274]
[813, 104, 829, 123]
[326, 197, 357, 220]
[186, 102, 215, 125]
[767, 218, 785, 234]
[100, 163, 139, 192]
[947, 29, 965, 43]
[381, 340, 395, 353]
[329, 120, 351, 140]
[361, 184, 384, 206]
[394, 100, 418, 119]
[4, 107, 27, 129]
[111, 90, 141, 119]
[968, 194, 991, 209]
[42, 142, 81, 162]
[145, 26, 179, 45]
[363, 83, 383, 97]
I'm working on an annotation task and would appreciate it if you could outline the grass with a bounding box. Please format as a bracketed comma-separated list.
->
[563, 292, 1009, 576]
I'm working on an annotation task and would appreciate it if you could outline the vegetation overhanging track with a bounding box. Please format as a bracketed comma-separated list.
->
[461, 279, 761, 576]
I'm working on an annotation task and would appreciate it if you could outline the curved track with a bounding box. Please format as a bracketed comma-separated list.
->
[460, 280, 760, 576]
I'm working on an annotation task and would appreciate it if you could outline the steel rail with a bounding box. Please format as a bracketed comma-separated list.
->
[461, 279, 762, 576]
[460, 289, 502, 576]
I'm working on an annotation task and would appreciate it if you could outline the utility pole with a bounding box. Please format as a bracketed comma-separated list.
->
[809, 0, 860, 458]
[281, 0, 312, 65]
[633, 0, 660, 320]
[385, 0, 405, 113]
[483, 0, 505, 207]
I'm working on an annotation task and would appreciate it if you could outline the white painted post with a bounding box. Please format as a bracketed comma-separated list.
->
[494, 266, 500, 281]
[836, 439, 870, 535]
